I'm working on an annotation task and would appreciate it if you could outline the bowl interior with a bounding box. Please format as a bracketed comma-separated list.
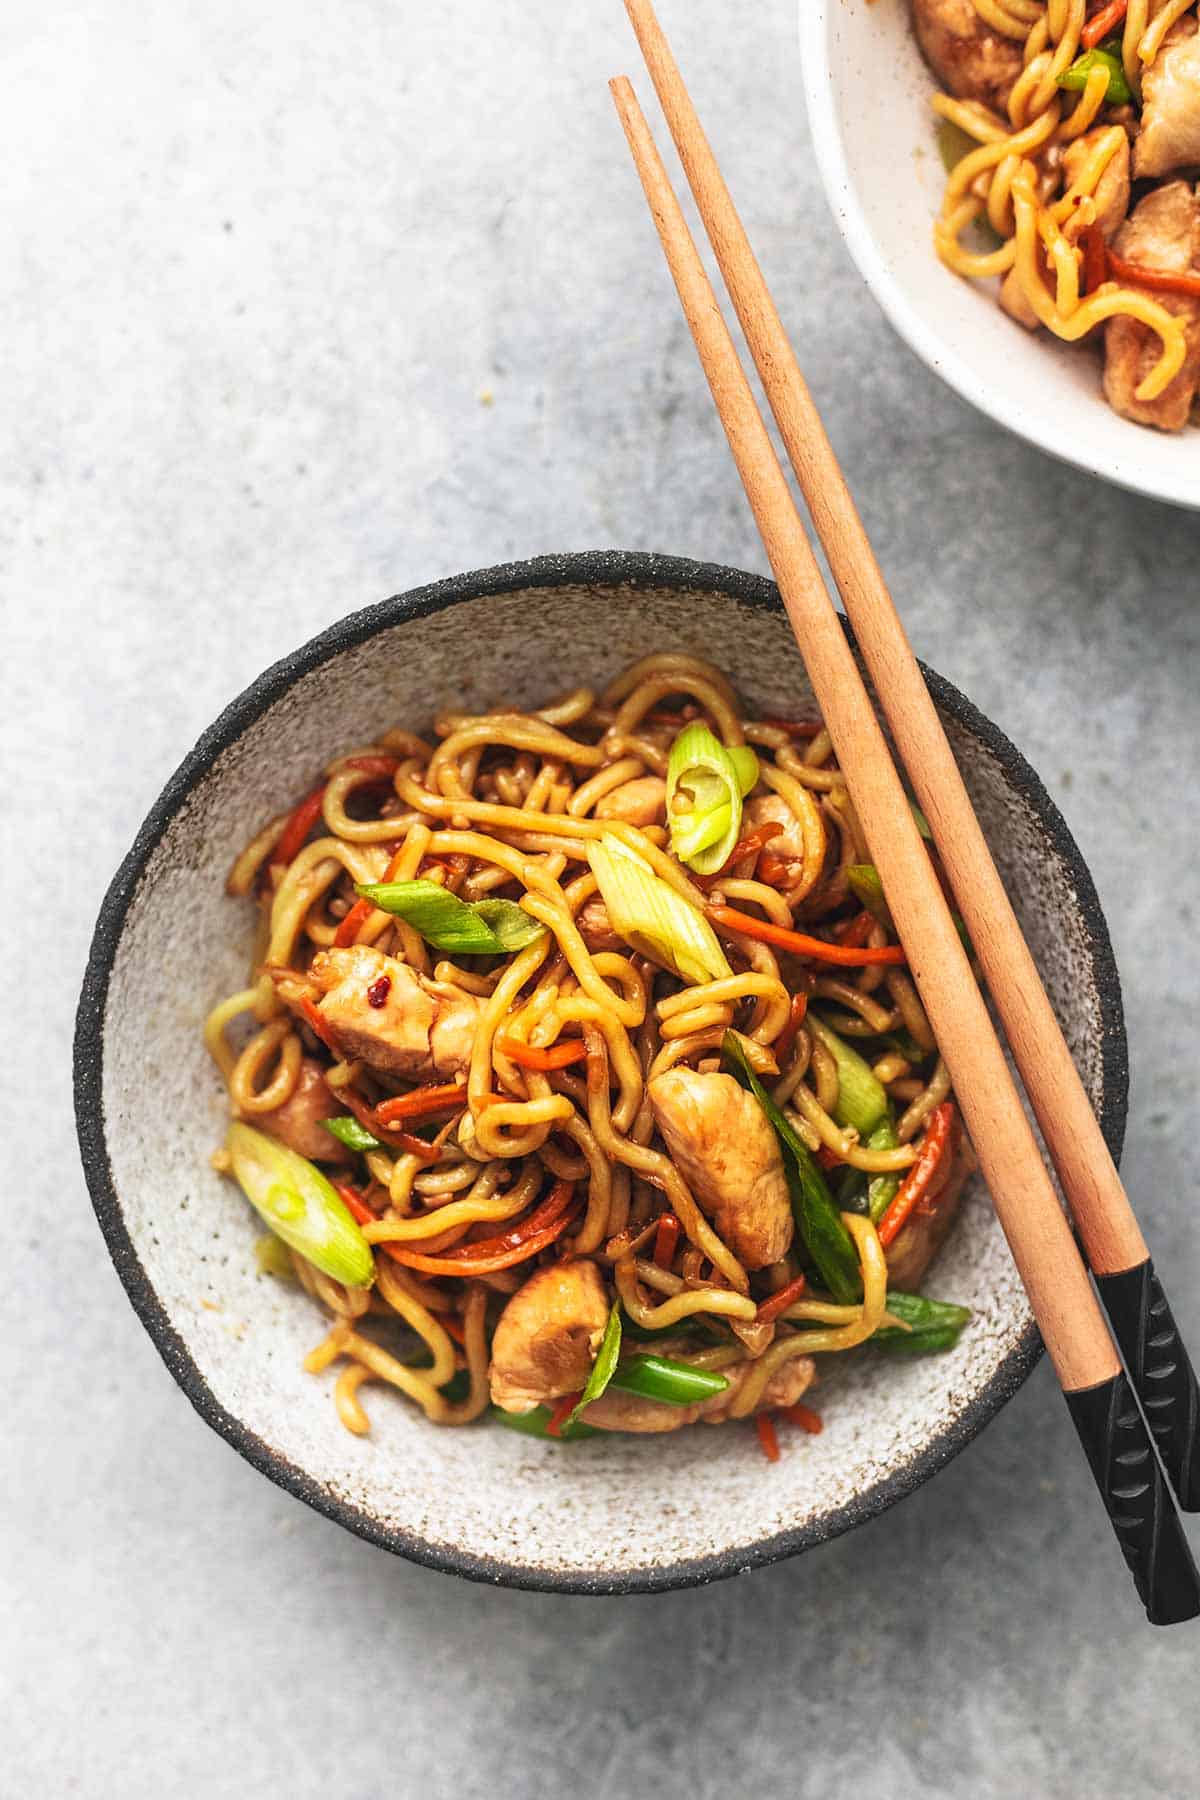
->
[800, 0, 1198, 509]
[82, 564, 1122, 1591]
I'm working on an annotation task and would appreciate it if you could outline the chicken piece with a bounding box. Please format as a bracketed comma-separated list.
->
[885, 1146, 972, 1293]
[1103, 181, 1200, 431]
[911, 0, 1023, 112]
[1061, 129, 1131, 245]
[582, 1350, 816, 1434]
[648, 1069, 793, 1270]
[306, 945, 480, 1079]
[577, 896, 624, 954]
[489, 1261, 610, 1413]
[594, 775, 667, 828]
[259, 1057, 353, 1163]
[743, 794, 804, 863]
[1134, 19, 1200, 180]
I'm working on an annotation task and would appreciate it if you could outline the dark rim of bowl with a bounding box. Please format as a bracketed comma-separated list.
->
[74, 550, 1127, 1596]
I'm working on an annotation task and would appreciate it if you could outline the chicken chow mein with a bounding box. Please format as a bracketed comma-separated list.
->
[912, 0, 1200, 430]
[206, 653, 973, 1458]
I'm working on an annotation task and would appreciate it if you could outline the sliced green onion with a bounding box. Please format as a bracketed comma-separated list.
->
[225, 1123, 375, 1289]
[846, 863, 893, 930]
[589, 833, 732, 985]
[566, 1303, 623, 1427]
[866, 1119, 903, 1225]
[471, 898, 548, 951]
[354, 880, 545, 954]
[728, 745, 760, 798]
[872, 1291, 971, 1356]
[666, 722, 759, 874]
[723, 1030, 861, 1304]
[322, 1115, 383, 1153]
[807, 1016, 889, 1136]
[910, 801, 933, 841]
[1058, 44, 1132, 105]
[609, 1354, 729, 1406]
[491, 1404, 599, 1442]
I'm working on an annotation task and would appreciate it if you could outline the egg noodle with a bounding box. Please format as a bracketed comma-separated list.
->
[933, 0, 1196, 400]
[205, 655, 973, 1448]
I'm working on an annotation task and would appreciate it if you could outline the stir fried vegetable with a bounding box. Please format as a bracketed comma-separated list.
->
[355, 881, 545, 954]
[708, 904, 907, 967]
[590, 833, 732, 984]
[610, 1354, 729, 1406]
[565, 1305, 624, 1428]
[724, 1031, 861, 1304]
[807, 1016, 890, 1136]
[872, 1291, 971, 1356]
[492, 1404, 599, 1442]
[877, 1103, 958, 1249]
[225, 1123, 376, 1288]
[322, 1115, 384, 1153]
[1057, 42, 1132, 105]
[665, 722, 759, 873]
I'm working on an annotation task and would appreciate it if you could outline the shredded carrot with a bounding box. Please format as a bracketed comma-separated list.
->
[546, 1392, 584, 1437]
[1107, 246, 1200, 301]
[708, 904, 907, 965]
[755, 1273, 808, 1324]
[334, 842, 408, 947]
[772, 992, 809, 1065]
[1080, 224, 1109, 298]
[494, 1035, 589, 1072]
[653, 1213, 682, 1269]
[375, 1082, 467, 1126]
[272, 784, 327, 868]
[374, 1180, 578, 1276]
[439, 1313, 468, 1347]
[782, 1402, 823, 1435]
[755, 1413, 781, 1463]
[1081, 0, 1127, 49]
[877, 1102, 957, 1249]
[300, 995, 336, 1050]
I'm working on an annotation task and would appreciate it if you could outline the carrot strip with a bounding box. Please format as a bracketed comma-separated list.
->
[1081, 0, 1127, 49]
[708, 904, 907, 965]
[440, 1313, 468, 1347]
[834, 910, 875, 948]
[335, 841, 410, 947]
[546, 1391, 584, 1438]
[272, 784, 327, 868]
[375, 1082, 468, 1126]
[300, 996, 336, 1050]
[782, 1402, 823, 1435]
[755, 1273, 808, 1324]
[1080, 224, 1109, 298]
[653, 1213, 682, 1269]
[1107, 247, 1200, 301]
[772, 992, 809, 1065]
[494, 1036, 589, 1072]
[877, 1102, 957, 1249]
[755, 1414, 781, 1463]
[376, 1212, 574, 1276]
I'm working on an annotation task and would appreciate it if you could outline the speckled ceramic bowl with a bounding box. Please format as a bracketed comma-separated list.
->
[75, 553, 1127, 1593]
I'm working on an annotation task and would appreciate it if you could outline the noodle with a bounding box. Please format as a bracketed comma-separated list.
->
[206, 655, 973, 1446]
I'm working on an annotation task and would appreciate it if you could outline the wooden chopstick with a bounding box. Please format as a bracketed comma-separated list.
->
[620, 0, 1200, 1519]
[608, 69, 1200, 1625]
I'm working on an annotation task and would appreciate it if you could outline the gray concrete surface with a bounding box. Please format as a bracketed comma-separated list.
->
[4, 1, 1198, 1794]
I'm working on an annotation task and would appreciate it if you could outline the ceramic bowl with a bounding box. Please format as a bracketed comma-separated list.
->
[799, 0, 1198, 509]
[75, 553, 1127, 1592]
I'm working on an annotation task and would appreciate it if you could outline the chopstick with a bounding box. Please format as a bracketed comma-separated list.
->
[620, 0, 1200, 1518]
[608, 68, 1200, 1624]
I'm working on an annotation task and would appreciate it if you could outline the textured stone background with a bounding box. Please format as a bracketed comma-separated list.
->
[4, 2, 1198, 1795]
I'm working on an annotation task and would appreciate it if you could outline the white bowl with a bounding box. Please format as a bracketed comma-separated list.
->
[75, 555, 1127, 1591]
[800, 0, 1199, 509]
